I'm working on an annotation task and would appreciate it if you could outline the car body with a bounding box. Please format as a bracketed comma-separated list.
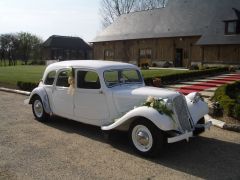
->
[28, 60, 211, 156]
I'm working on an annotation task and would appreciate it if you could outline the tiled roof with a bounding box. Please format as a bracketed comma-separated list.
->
[42, 35, 91, 50]
[92, 0, 240, 45]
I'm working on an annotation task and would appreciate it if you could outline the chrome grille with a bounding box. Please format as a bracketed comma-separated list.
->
[173, 95, 193, 132]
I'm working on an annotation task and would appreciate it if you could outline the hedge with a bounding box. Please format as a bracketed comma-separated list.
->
[213, 81, 240, 120]
[144, 67, 229, 85]
[17, 81, 38, 91]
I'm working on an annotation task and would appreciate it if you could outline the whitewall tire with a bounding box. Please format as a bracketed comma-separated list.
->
[129, 119, 166, 157]
[32, 96, 49, 122]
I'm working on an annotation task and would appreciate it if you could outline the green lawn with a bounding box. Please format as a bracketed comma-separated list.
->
[0, 65, 187, 88]
[0, 65, 46, 88]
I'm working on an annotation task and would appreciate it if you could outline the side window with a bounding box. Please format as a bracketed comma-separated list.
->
[56, 70, 70, 87]
[44, 71, 56, 85]
[77, 70, 100, 89]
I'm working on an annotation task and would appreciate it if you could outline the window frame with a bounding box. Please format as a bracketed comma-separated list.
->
[55, 69, 71, 88]
[104, 49, 114, 60]
[139, 48, 152, 58]
[225, 20, 240, 35]
[44, 70, 57, 86]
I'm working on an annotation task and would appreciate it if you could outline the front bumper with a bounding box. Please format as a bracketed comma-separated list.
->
[167, 121, 212, 143]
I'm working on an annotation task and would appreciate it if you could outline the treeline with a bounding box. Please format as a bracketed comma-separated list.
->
[0, 32, 43, 66]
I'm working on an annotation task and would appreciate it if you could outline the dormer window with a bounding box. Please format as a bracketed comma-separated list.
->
[225, 20, 240, 35]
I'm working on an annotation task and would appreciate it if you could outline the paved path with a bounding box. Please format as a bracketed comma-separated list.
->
[165, 72, 240, 99]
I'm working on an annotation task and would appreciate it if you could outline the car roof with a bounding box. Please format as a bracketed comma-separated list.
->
[46, 60, 138, 72]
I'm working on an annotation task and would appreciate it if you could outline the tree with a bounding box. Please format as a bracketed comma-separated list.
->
[17, 32, 43, 64]
[100, 0, 168, 27]
[0, 33, 18, 66]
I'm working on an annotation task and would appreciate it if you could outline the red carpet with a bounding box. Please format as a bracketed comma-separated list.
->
[177, 73, 240, 95]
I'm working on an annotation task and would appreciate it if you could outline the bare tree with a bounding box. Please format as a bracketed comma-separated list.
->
[100, 0, 136, 27]
[100, 0, 168, 27]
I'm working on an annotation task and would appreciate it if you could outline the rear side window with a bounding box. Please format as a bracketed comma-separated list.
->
[56, 70, 70, 87]
[77, 70, 100, 89]
[44, 71, 56, 85]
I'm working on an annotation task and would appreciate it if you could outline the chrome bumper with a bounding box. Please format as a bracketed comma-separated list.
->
[167, 121, 212, 144]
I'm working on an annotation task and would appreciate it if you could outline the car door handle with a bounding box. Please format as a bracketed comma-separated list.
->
[99, 90, 104, 94]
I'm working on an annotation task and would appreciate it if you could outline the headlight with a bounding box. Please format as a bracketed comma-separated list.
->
[164, 98, 174, 110]
[186, 92, 204, 103]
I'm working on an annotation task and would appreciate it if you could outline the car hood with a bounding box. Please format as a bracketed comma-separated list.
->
[112, 86, 180, 114]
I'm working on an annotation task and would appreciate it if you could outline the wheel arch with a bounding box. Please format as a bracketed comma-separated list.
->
[101, 106, 176, 132]
[29, 87, 52, 114]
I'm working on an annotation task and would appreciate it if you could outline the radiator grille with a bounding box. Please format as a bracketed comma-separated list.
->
[173, 95, 193, 132]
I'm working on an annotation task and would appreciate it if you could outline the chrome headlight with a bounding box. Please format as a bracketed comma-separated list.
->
[186, 92, 204, 103]
[164, 98, 174, 110]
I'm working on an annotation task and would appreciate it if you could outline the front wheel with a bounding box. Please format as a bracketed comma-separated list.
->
[32, 96, 49, 122]
[129, 120, 166, 157]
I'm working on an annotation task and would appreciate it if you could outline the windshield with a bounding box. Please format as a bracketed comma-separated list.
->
[104, 69, 143, 87]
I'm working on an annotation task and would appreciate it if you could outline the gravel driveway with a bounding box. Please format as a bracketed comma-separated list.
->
[0, 91, 240, 180]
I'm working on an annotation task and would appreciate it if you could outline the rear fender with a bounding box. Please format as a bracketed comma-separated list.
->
[29, 87, 52, 114]
[101, 106, 176, 131]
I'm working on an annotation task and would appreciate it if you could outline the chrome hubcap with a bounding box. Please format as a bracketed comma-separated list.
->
[132, 125, 153, 152]
[136, 131, 149, 146]
[34, 100, 43, 118]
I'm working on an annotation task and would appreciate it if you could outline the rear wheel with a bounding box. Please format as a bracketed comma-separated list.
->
[32, 96, 49, 122]
[129, 119, 166, 157]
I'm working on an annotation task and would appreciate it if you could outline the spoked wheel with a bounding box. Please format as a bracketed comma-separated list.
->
[129, 120, 166, 157]
[32, 96, 49, 122]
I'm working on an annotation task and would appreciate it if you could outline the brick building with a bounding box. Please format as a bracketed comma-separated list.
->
[92, 0, 240, 67]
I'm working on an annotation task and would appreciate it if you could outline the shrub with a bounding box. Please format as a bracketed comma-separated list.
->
[146, 67, 229, 84]
[189, 64, 199, 70]
[162, 61, 173, 68]
[213, 81, 240, 119]
[152, 63, 157, 67]
[17, 81, 38, 91]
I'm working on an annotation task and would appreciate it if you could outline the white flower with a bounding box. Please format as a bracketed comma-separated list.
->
[146, 96, 155, 103]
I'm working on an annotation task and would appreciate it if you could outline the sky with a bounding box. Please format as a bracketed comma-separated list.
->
[0, 0, 102, 42]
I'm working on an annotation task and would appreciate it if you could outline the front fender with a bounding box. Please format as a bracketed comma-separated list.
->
[186, 98, 209, 124]
[101, 106, 176, 131]
[29, 87, 52, 114]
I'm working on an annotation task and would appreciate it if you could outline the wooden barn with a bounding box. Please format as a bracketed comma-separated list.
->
[92, 0, 240, 67]
[42, 35, 92, 61]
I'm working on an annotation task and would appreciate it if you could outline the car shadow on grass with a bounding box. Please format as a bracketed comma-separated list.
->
[44, 116, 240, 180]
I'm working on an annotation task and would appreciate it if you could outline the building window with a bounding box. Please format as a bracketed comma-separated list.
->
[139, 49, 152, 58]
[225, 20, 239, 35]
[104, 49, 114, 59]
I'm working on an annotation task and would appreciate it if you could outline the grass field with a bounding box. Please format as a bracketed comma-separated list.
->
[0, 65, 187, 88]
[0, 65, 46, 88]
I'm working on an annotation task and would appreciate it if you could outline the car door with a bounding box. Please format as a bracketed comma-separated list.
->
[74, 69, 109, 126]
[52, 69, 74, 118]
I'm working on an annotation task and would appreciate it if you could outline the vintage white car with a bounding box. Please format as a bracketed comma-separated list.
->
[28, 60, 211, 156]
